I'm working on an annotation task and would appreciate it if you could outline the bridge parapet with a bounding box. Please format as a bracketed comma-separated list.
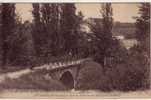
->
[33, 58, 92, 71]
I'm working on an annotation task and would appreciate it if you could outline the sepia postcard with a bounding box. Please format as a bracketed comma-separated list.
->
[0, 0, 150, 99]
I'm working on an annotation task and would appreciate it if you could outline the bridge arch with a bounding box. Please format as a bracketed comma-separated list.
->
[60, 71, 74, 89]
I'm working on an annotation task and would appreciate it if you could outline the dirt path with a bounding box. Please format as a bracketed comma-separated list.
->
[0, 68, 33, 82]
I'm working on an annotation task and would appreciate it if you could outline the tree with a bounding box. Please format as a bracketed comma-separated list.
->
[32, 3, 83, 62]
[100, 3, 113, 64]
[87, 18, 104, 65]
[74, 11, 87, 57]
[60, 4, 80, 55]
[135, 3, 150, 55]
[75, 11, 84, 36]
[32, 3, 42, 57]
[7, 20, 34, 66]
[48, 4, 61, 56]
[32, 3, 64, 64]
[6, 13, 23, 66]
[1, 3, 16, 67]
[88, 3, 113, 66]
[0, 4, 2, 65]
[32, 4, 53, 57]
[101, 3, 113, 38]
[17, 21, 35, 66]
[134, 3, 150, 89]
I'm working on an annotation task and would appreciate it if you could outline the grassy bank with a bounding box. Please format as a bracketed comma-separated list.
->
[0, 70, 66, 91]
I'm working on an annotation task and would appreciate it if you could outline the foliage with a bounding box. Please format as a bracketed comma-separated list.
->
[101, 3, 113, 35]
[1, 4, 16, 67]
[32, 3, 43, 57]
[80, 39, 149, 91]
[135, 3, 150, 54]
[60, 4, 80, 55]
[72, 11, 88, 58]
[134, 3, 150, 89]
[77, 60, 112, 91]
[0, 5, 2, 65]
[31, 3, 84, 63]
[129, 45, 150, 89]
[10, 21, 35, 66]
[105, 43, 149, 91]
[32, 4, 61, 57]
[88, 3, 113, 66]
[48, 4, 61, 56]
[0, 4, 36, 67]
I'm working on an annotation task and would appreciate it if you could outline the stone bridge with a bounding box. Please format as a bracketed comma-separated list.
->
[33, 58, 91, 89]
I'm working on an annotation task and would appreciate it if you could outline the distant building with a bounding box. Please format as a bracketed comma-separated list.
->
[81, 18, 135, 37]
[80, 17, 137, 49]
[81, 18, 103, 33]
[122, 39, 138, 49]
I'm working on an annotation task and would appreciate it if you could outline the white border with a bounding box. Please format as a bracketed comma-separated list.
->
[0, 0, 150, 3]
[0, 0, 150, 100]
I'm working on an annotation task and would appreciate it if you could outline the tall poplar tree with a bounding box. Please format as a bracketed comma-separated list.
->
[100, 3, 113, 66]
[32, 4, 62, 59]
[32, 3, 42, 56]
[40, 3, 61, 57]
[60, 4, 79, 55]
[1, 3, 15, 67]
[49, 4, 61, 56]
[90, 3, 113, 66]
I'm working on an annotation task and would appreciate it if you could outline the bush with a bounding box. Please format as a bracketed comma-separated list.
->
[76, 60, 112, 91]
[105, 44, 149, 91]
[76, 40, 149, 91]
[128, 45, 150, 89]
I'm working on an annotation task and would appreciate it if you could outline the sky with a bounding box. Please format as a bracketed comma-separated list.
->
[16, 3, 140, 23]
